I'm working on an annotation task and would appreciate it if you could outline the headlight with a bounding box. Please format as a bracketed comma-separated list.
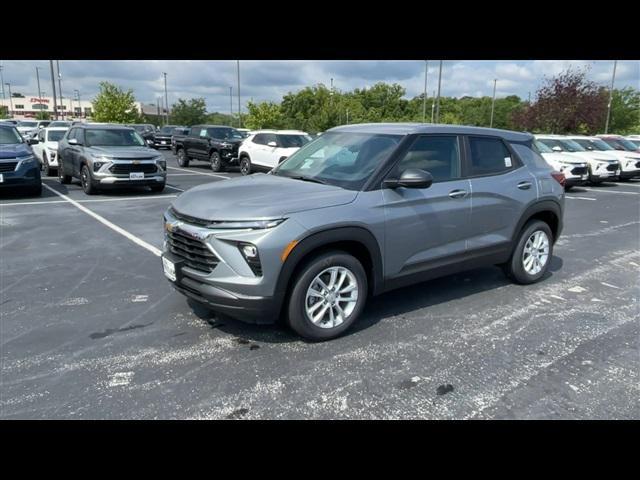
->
[156, 158, 166, 170]
[238, 242, 262, 276]
[18, 155, 37, 167]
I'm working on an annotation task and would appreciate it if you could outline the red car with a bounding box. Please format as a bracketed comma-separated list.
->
[596, 134, 640, 153]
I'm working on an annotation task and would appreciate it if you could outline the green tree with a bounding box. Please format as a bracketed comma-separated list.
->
[609, 87, 640, 134]
[91, 82, 140, 123]
[0, 105, 8, 117]
[207, 111, 236, 126]
[35, 111, 51, 120]
[245, 101, 285, 129]
[170, 97, 208, 126]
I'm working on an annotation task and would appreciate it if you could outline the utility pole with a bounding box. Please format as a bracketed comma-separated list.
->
[604, 60, 617, 134]
[162, 72, 169, 125]
[490, 78, 497, 128]
[157, 97, 161, 123]
[527, 91, 531, 104]
[346, 108, 349, 124]
[422, 60, 428, 122]
[0, 64, 5, 100]
[5, 83, 13, 116]
[229, 86, 233, 126]
[56, 60, 64, 118]
[431, 90, 436, 123]
[435, 60, 443, 123]
[236, 60, 242, 128]
[36, 66, 42, 99]
[49, 60, 58, 120]
[74, 89, 81, 119]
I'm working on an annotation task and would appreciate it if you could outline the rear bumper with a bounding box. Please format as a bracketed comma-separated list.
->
[162, 251, 281, 324]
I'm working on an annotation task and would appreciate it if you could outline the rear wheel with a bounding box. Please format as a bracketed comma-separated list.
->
[80, 164, 98, 195]
[240, 156, 251, 175]
[176, 148, 189, 167]
[503, 220, 553, 285]
[210, 151, 224, 172]
[287, 251, 368, 341]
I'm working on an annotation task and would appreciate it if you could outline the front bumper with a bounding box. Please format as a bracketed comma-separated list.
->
[152, 137, 172, 147]
[95, 174, 166, 186]
[162, 251, 280, 324]
[0, 162, 41, 189]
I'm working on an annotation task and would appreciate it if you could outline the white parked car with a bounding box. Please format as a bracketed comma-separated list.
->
[533, 140, 588, 190]
[32, 127, 69, 175]
[237, 130, 313, 175]
[567, 135, 640, 181]
[535, 135, 620, 185]
[17, 119, 51, 141]
[625, 135, 640, 149]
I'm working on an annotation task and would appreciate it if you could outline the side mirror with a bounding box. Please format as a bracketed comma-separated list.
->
[28, 138, 39, 145]
[552, 146, 562, 152]
[384, 168, 433, 189]
[267, 141, 277, 147]
[68, 138, 78, 145]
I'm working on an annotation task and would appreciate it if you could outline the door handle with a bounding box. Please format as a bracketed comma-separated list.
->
[517, 181, 533, 190]
[448, 189, 468, 199]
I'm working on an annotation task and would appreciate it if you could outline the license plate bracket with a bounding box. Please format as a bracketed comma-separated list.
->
[0, 173, 3, 183]
[130, 171, 144, 180]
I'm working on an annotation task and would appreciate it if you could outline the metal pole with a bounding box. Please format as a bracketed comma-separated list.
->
[435, 60, 443, 123]
[236, 60, 242, 128]
[36, 67, 42, 100]
[229, 86, 233, 126]
[49, 60, 58, 120]
[604, 60, 617, 134]
[431, 90, 435, 123]
[5, 83, 13, 116]
[163, 72, 169, 125]
[0, 64, 5, 100]
[157, 97, 161, 123]
[56, 60, 64, 118]
[490, 78, 497, 128]
[422, 60, 428, 122]
[74, 89, 80, 119]
[527, 91, 531, 104]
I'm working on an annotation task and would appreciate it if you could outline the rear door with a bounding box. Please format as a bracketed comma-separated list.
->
[383, 134, 472, 279]
[186, 126, 204, 158]
[464, 135, 537, 252]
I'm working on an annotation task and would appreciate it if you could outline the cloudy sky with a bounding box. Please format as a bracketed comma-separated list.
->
[1, 60, 637, 112]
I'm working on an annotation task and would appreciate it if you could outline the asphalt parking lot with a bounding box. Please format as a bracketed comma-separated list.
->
[1, 150, 639, 420]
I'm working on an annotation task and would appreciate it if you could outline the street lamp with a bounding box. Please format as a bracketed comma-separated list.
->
[74, 89, 81, 119]
[36, 66, 43, 100]
[435, 60, 443, 123]
[490, 78, 497, 128]
[604, 60, 617, 134]
[5, 83, 13, 116]
[162, 72, 169, 125]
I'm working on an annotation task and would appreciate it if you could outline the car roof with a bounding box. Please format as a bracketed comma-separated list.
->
[77, 123, 134, 129]
[44, 127, 69, 131]
[329, 123, 533, 142]
[596, 134, 623, 138]
[250, 129, 308, 135]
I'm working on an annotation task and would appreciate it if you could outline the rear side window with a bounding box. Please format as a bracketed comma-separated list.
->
[511, 143, 550, 170]
[393, 135, 460, 182]
[468, 136, 514, 176]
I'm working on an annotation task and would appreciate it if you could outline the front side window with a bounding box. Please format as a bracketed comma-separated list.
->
[85, 129, 145, 147]
[253, 134, 265, 145]
[468, 136, 514, 176]
[392, 135, 460, 182]
[278, 134, 312, 148]
[273, 132, 401, 191]
[0, 127, 23, 144]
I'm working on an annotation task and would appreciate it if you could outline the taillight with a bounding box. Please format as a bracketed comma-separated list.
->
[551, 171, 566, 188]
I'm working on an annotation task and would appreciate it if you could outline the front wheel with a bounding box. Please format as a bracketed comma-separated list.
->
[210, 151, 224, 172]
[80, 164, 98, 195]
[239, 156, 251, 176]
[287, 251, 368, 341]
[176, 148, 189, 167]
[43, 153, 54, 176]
[503, 220, 553, 285]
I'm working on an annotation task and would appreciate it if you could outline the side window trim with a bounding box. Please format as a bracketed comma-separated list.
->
[461, 134, 524, 179]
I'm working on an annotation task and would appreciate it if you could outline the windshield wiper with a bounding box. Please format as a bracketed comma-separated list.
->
[285, 174, 327, 185]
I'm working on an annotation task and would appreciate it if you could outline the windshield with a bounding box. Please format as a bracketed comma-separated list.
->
[0, 126, 23, 144]
[617, 138, 639, 151]
[207, 128, 244, 140]
[539, 138, 584, 152]
[159, 126, 176, 134]
[47, 130, 67, 142]
[18, 121, 38, 128]
[534, 140, 553, 153]
[85, 129, 145, 147]
[272, 132, 402, 191]
[278, 134, 312, 148]
[629, 139, 640, 148]
[48, 121, 71, 127]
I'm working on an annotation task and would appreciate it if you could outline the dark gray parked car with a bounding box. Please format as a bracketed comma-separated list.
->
[162, 123, 565, 340]
[58, 124, 167, 194]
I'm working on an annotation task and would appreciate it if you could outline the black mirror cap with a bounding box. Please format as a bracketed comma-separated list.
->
[29, 138, 39, 145]
[384, 168, 433, 189]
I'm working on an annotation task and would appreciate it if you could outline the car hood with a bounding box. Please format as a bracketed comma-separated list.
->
[563, 151, 618, 163]
[0, 142, 31, 159]
[171, 173, 358, 220]
[541, 152, 586, 164]
[594, 149, 640, 160]
[85, 146, 159, 158]
[44, 141, 59, 149]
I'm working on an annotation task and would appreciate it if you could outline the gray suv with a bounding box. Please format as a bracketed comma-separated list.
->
[162, 124, 565, 340]
[58, 124, 167, 194]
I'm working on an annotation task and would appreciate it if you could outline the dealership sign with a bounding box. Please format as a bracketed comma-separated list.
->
[30, 97, 50, 103]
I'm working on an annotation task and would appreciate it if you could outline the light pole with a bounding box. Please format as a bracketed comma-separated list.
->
[346, 108, 349, 124]
[74, 89, 81, 119]
[236, 61, 242, 128]
[5, 83, 13, 116]
[56, 60, 64, 118]
[162, 72, 169, 125]
[49, 60, 58, 120]
[490, 78, 497, 128]
[604, 60, 617, 134]
[0, 64, 5, 101]
[431, 90, 436, 123]
[422, 60, 428, 123]
[229, 86, 233, 126]
[36, 66, 43, 100]
[435, 60, 443, 123]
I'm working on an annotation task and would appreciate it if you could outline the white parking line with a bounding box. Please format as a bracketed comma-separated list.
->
[167, 166, 230, 179]
[0, 194, 178, 207]
[566, 196, 596, 201]
[165, 185, 184, 192]
[579, 188, 639, 195]
[42, 184, 162, 257]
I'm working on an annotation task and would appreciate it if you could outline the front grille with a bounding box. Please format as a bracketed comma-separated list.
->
[167, 229, 219, 273]
[570, 166, 588, 176]
[170, 208, 211, 227]
[636, 161, 640, 169]
[0, 161, 18, 172]
[109, 163, 157, 175]
[606, 163, 619, 172]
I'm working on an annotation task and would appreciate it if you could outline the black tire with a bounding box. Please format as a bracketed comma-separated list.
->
[286, 251, 368, 341]
[239, 156, 251, 176]
[30, 183, 42, 197]
[58, 160, 72, 184]
[80, 164, 98, 195]
[503, 220, 553, 285]
[176, 148, 189, 167]
[150, 183, 165, 193]
[43, 153, 54, 177]
[564, 185, 573, 192]
[210, 151, 224, 172]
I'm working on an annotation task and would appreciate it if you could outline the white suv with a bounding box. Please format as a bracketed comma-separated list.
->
[32, 126, 69, 176]
[533, 140, 588, 190]
[567, 135, 640, 181]
[238, 130, 312, 175]
[535, 135, 620, 184]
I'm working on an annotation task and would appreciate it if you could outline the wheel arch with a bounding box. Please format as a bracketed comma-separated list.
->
[513, 200, 562, 244]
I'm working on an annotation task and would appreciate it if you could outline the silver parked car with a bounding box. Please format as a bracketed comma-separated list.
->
[162, 123, 565, 340]
[57, 124, 167, 194]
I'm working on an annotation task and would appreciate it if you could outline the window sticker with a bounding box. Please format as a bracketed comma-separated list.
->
[504, 157, 512, 168]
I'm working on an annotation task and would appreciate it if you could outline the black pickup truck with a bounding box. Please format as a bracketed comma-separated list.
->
[172, 125, 245, 172]
[152, 125, 186, 149]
